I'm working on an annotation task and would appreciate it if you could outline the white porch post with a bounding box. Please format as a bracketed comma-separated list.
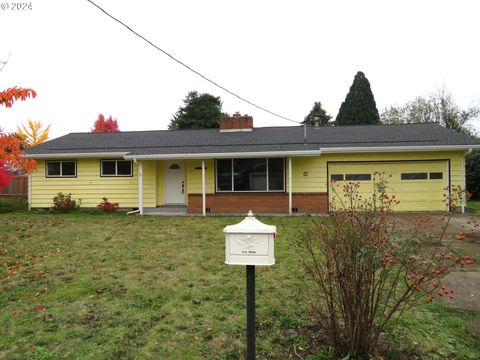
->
[202, 159, 206, 216]
[153, 161, 157, 207]
[288, 157, 292, 215]
[138, 160, 143, 215]
[461, 154, 466, 214]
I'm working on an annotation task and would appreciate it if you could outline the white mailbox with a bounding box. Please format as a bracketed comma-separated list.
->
[224, 210, 276, 266]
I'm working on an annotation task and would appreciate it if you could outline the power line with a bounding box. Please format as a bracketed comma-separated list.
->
[0, 53, 12, 73]
[85, 0, 302, 125]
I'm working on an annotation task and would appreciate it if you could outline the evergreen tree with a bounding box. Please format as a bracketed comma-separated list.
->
[335, 71, 380, 126]
[302, 102, 332, 126]
[169, 91, 225, 130]
[466, 149, 480, 200]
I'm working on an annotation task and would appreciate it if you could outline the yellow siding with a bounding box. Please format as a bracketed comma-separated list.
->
[30, 151, 465, 211]
[141, 161, 155, 208]
[155, 160, 164, 206]
[31, 159, 156, 208]
[185, 159, 215, 195]
[291, 151, 464, 193]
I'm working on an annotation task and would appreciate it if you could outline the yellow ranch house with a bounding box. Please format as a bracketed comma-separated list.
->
[25, 114, 480, 215]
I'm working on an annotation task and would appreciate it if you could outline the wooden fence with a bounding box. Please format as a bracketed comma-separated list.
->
[0, 175, 28, 197]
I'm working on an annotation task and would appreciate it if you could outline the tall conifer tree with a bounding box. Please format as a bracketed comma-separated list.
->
[302, 102, 332, 126]
[335, 71, 380, 125]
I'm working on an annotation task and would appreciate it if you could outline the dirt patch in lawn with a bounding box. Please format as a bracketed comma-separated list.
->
[395, 213, 480, 338]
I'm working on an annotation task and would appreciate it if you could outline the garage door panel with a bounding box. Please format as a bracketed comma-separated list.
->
[328, 161, 447, 212]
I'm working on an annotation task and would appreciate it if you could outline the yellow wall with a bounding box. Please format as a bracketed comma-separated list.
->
[155, 160, 164, 206]
[185, 159, 215, 196]
[31, 159, 155, 208]
[31, 151, 466, 209]
[290, 151, 465, 192]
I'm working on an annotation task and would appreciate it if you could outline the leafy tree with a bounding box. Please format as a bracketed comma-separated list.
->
[335, 71, 380, 126]
[0, 87, 37, 188]
[380, 88, 479, 135]
[168, 91, 225, 130]
[16, 119, 51, 147]
[466, 149, 480, 200]
[302, 102, 332, 126]
[0, 87, 36, 108]
[91, 114, 120, 133]
[0, 160, 11, 188]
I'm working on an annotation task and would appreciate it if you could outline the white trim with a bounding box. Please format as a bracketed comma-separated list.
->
[125, 150, 322, 160]
[27, 144, 480, 161]
[288, 157, 292, 215]
[154, 161, 157, 207]
[138, 160, 143, 215]
[28, 173, 32, 211]
[461, 155, 466, 213]
[100, 159, 133, 177]
[202, 160, 206, 216]
[25, 152, 128, 159]
[219, 128, 253, 132]
[320, 145, 480, 153]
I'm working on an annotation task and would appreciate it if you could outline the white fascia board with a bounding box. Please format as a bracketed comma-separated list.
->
[125, 150, 322, 160]
[24, 152, 128, 159]
[320, 145, 480, 153]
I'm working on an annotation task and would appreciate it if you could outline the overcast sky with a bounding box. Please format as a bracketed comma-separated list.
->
[1, 0, 479, 138]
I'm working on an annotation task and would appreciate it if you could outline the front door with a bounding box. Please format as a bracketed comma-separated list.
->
[164, 160, 185, 204]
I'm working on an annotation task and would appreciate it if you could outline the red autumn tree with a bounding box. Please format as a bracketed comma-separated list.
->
[0, 86, 37, 188]
[0, 160, 11, 188]
[91, 114, 120, 133]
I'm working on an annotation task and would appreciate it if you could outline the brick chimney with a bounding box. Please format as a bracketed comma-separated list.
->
[220, 112, 253, 132]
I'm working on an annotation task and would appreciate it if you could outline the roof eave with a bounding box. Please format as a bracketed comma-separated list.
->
[24, 152, 129, 159]
[320, 144, 480, 153]
[124, 150, 322, 160]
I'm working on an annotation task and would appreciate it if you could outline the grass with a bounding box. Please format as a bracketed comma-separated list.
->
[467, 200, 480, 214]
[0, 213, 479, 359]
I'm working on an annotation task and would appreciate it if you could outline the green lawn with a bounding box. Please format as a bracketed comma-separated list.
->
[1, 213, 479, 359]
[468, 200, 480, 214]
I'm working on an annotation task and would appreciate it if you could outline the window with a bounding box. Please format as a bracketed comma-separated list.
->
[429, 172, 443, 179]
[345, 173, 371, 181]
[46, 161, 76, 177]
[101, 160, 133, 176]
[330, 174, 344, 181]
[216, 158, 285, 192]
[401, 172, 428, 180]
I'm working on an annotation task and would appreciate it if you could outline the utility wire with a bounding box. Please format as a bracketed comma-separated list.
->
[85, 0, 302, 124]
[0, 53, 12, 73]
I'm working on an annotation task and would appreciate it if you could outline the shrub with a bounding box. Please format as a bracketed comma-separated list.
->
[52, 192, 80, 212]
[466, 149, 480, 200]
[297, 173, 477, 358]
[97, 197, 119, 212]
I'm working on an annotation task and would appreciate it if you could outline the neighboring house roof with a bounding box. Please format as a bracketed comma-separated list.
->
[26, 123, 480, 159]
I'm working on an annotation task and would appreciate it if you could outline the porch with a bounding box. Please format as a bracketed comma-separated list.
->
[135, 157, 302, 216]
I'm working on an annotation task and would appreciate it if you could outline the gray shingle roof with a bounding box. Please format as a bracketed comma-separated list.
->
[26, 123, 480, 157]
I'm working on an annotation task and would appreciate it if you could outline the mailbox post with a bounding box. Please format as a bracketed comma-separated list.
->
[224, 211, 276, 360]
